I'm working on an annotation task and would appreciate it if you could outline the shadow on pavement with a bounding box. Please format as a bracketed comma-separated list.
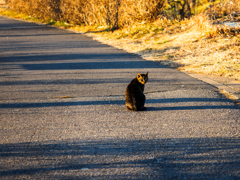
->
[0, 138, 239, 179]
[0, 98, 237, 110]
[20, 60, 161, 70]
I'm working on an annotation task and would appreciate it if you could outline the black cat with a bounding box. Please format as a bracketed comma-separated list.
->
[125, 72, 148, 111]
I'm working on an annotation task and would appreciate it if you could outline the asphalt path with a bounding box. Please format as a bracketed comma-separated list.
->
[0, 16, 240, 179]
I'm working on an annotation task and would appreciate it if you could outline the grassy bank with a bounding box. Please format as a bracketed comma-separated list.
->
[0, 1, 240, 81]
[90, 15, 240, 81]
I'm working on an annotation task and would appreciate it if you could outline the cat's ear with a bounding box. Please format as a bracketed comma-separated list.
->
[137, 73, 141, 78]
[145, 72, 148, 76]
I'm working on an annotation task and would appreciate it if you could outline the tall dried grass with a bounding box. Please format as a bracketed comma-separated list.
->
[7, 0, 62, 20]
[195, 0, 240, 37]
[119, 0, 164, 26]
[82, 0, 120, 29]
[7, 0, 165, 29]
[206, 0, 240, 19]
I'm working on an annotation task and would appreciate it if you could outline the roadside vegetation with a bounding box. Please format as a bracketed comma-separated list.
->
[1, 0, 240, 81]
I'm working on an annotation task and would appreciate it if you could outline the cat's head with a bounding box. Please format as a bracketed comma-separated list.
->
[137, 72, 148, 84]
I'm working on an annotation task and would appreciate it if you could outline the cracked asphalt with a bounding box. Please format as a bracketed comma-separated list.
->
[0, 16, 240, 179]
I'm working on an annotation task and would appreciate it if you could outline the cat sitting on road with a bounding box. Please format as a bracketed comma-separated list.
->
[125, 72, 148, 111]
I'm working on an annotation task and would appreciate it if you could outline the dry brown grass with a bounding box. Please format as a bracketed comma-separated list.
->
[88, 11, 240, 81]
[119, 0, 164, 27]
[7, 0, 62, 20]
[206, 0, 240, 19]
[7, 0, 164, 29]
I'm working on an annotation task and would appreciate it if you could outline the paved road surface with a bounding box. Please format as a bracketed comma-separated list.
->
[0, 16, 240, 179]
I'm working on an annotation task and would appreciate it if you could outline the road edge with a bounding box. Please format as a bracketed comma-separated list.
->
[185, 72, 240, 103]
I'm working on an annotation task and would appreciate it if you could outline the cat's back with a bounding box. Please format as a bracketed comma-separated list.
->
[125, 77, 145, 107]
[126, 78, 141, 95]
[127, 77, 138, 89]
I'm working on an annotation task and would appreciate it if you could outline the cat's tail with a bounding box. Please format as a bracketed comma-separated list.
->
[127, 106, 134, 111]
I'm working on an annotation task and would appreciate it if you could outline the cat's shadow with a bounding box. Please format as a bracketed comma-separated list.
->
[145, 105, 238, 111]
[145, 107, 165, 111]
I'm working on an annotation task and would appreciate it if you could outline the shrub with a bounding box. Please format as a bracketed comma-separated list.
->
[7, 0, 165, 29]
